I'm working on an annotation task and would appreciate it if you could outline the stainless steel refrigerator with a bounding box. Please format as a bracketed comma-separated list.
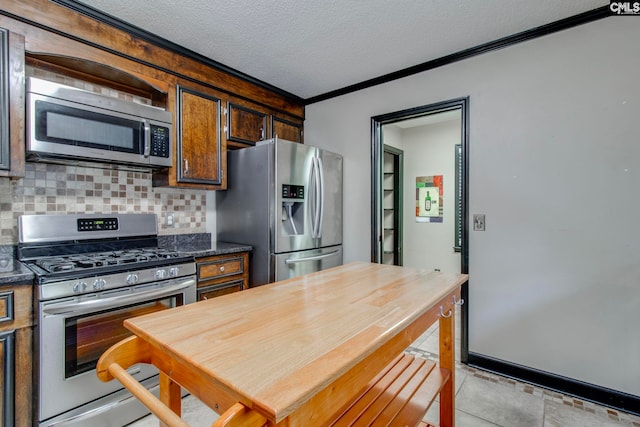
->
[217, 138, 343, 286]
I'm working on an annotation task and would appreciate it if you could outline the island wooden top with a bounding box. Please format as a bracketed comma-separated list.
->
[123, 261, 468, 424]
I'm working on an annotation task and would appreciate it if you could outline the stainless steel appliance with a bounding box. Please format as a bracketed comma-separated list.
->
[217, 138, 343, 286]
[26, 77, 172, 169]
[17, 214, 196, 427]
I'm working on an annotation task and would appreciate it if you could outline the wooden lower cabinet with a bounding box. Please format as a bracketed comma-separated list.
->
[196, 252, 249, 301]
[0, 285, 33, 427]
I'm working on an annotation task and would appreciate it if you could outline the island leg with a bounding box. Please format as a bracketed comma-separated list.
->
[439, 304, 455, 427]
[159, 372, 182, 427]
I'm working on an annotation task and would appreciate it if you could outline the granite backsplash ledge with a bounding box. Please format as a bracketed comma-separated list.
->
[0, 162, 208, 246]
[159, 233, 252, 257]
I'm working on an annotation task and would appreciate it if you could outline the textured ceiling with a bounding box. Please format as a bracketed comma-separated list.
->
[75, 0, 607, 100]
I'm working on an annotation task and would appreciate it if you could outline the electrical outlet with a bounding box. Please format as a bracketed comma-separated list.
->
[166, 213, 175, 227]
[473, 214, 485, 231]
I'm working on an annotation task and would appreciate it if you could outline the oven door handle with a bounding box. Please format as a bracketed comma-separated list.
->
[42, 279, 196, 316]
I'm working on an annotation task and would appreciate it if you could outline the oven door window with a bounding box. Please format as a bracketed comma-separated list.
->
[64, 295, 182, 378]
[34, 100, 143, 153]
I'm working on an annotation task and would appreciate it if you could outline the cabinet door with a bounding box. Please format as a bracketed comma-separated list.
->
[0, 28, 25, 177]
[0, 28, 8, 171]
[176, 86, 225, 186]
[271, 116, 303, 143]
[226, 102, 267, 147]
[0, 330, 14, 427]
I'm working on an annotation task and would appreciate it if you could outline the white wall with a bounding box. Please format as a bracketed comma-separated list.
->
[303, 17, 640, 396]
[394, 119, 461, 273]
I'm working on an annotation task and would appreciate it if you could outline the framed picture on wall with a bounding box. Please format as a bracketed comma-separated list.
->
[416, 175, 443, 223]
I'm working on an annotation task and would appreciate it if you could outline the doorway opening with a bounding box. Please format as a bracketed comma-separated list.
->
[371, 97, 469, 361]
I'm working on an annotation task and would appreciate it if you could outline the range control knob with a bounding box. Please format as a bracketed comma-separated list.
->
[93, 278, 106, 291]
[126, 273, 139, 285]
[168, 267, 179, 277]
[73, 281, 87, 293]
[155, 269, 167, 280]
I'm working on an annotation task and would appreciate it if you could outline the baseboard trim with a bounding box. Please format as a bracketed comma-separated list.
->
[467, 352, 640, 417]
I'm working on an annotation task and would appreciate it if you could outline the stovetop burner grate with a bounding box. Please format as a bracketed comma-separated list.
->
[33, 248, 187, 274]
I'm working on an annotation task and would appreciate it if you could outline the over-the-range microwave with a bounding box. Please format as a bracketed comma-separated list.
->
[26, 77, 172, 169]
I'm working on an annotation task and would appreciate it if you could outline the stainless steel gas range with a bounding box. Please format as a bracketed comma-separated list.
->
[17, 213, 197, 427]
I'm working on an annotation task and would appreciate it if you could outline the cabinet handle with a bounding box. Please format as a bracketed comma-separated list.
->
[184, 159, 189, 175]
[259, 127, 264, 140]
[219, 266, 225, 272]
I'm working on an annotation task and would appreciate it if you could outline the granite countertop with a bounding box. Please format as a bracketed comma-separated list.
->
[0, 257, 35, 286]
[0, 234, 251, 286]
[158, 233, 252, 258]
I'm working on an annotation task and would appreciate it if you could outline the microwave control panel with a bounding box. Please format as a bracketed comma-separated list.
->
[149, 125, 171, 158]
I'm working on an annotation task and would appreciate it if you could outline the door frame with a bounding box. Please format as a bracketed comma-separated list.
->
[371, 96, 470, 361]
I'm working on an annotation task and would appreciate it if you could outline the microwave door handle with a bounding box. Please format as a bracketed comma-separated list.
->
[142, 120, 151, 157]
[41, 279, 195, 316]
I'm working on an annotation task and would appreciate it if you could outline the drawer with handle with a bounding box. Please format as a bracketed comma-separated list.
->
[197, 255, 245, 281]
[197, 280, 245, 301]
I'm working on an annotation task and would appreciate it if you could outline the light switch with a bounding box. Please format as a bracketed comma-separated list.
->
[473, 214, 485, 231]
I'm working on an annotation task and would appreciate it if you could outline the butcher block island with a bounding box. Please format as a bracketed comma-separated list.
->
[97, 262, 468, 427]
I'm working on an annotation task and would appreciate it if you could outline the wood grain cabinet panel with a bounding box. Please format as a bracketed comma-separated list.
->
[0, 329, 13, 427]
[226, 102, 267, 147]
[176, 86, 226, 188]
[0, 285, 33, 427]
[0, 27, 26, 178]
[196, 252, 249, 301]
[271, 116, 303, 143]
[198, 280, 244, 301]
[0, 28, 9, 172]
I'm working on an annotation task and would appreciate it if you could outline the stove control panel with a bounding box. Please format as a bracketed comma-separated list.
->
[77, 217, 119, 232]
[40, 262, 197, 300]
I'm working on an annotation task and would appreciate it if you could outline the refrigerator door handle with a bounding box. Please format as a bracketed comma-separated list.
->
[284, 250, 340, 264]
[309, 156, 317, 238]
[311, 156, 322, 238]
[316, 155, 325, 239]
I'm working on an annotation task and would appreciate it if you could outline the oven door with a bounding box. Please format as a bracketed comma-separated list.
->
[38, 276, 196, 425]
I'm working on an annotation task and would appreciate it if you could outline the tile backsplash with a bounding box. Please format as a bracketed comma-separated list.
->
[0, 162, 207, 245]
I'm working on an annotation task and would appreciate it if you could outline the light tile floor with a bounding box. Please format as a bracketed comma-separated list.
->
[129, 308, 640, 427]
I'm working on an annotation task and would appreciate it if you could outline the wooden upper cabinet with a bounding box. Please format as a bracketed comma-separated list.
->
[0, 0, 305, 186]
[176, 86, 226, 188]
[226, 102, 267, 148]
[0, 28, 25, 178]
[271, 116, 303, 143]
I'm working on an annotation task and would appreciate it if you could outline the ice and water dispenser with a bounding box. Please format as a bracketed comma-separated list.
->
[281, 184, 304, 235]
